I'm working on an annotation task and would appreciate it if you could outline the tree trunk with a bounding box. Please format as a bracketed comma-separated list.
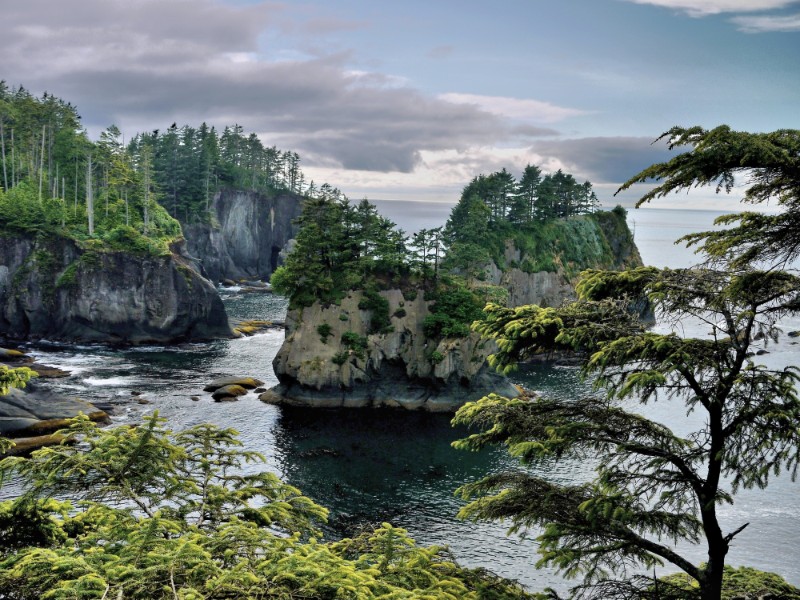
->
[38, 125, 46, 202]
[0, 121, 7, 191]
[10, 128, 15, 187]
[86, 154, 94, 236]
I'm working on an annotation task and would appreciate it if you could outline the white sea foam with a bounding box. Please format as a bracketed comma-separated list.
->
[82, 377, 135, 387]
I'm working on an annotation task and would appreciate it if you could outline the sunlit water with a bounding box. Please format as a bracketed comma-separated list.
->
[3, 207, 798, 592]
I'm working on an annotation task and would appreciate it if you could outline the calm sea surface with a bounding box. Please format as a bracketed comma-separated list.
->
[4, 206, 798, 592]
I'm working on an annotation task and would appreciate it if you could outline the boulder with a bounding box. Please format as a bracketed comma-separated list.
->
[0, 236, 232, 343]
[0, 386, 108, 437]
[212, 384, 248, 401]
[204, 376, 265, 392]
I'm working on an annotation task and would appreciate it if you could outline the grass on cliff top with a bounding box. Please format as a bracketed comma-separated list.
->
[451, 207, 635, 281]
[0, 179, 182, 257]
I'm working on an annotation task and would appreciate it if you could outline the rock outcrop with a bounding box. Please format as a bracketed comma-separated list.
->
[266, 289, 519, 412]
[182, 189, 303, 282]
[0, 235, 232, 343]
[484, 210, 643, 307]
[0, 385, 107, 436]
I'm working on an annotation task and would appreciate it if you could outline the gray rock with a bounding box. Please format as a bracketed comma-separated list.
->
[0, 236, 232, 343]
[269, 289, 519, 412]
[181, 189, 303, 283]
[0, 387, 107, 435]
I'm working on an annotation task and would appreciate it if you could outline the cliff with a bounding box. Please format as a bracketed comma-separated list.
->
[0, 234, 232, 343]
[482, 209, 643, 307]
[182, 189, 303, 282]
[266, 289, 519, 412]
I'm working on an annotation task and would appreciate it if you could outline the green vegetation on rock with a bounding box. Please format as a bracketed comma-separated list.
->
[442, 167, 636, 281]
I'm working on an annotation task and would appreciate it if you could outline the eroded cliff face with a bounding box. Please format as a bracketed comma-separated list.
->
[0, 235, 231, 343]
[182, 189, 303, 282]
[267, 289, 519, 411]
[486, 210, 644, 308]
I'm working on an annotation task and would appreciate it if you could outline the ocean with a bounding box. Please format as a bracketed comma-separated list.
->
[3, 205, 798, 593]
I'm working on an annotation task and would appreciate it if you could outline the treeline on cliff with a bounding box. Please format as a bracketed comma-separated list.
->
[270, 167, 623, 340]
[444, 167, 633, 279]
[0, 83, 326, 255]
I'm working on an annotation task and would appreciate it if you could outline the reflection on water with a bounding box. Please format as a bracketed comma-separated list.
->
[5, 268, 800, 591]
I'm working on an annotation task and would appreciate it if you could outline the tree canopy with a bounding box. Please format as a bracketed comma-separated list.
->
[0, 83, 321, 255]
[455, 127, 800, 600]
[0, 414, 533, 600]
[616, 125, 800, 268]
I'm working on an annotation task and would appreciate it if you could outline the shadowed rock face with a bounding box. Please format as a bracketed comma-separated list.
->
[181, 189, 304, 282]
[267, 289, 519, 412]
[0, 235, 231, 344]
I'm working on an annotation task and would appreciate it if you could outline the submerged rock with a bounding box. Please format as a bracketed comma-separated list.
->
[204, 376, 265, 392]
[212, 384, 248, 401]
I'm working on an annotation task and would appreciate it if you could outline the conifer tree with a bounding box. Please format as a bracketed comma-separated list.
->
[454, 128, 800, 600]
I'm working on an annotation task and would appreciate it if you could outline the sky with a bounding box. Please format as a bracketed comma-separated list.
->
[3, 0, 799, 210]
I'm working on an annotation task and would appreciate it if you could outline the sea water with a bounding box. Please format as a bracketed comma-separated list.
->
[4, 207, 799, 593]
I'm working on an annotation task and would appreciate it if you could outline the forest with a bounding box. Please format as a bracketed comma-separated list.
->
[0, 83, 328, 255]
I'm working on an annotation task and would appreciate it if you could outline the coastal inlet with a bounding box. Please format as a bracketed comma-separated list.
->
[4, 286, 800, 593]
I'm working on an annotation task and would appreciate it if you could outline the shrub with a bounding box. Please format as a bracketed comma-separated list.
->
[316, 323, 333, 343]
[423, 286, 485, 339]
[341, 331, 369, 359]
[358, 288, 392, 334]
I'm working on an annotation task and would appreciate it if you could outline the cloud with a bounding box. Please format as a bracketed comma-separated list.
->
[621, 0, 799, 16]
[531, 136, 680, 184]
[731, 12, 800, 30]
[439, 93, 588, 123]
[1, 0, 540, 174]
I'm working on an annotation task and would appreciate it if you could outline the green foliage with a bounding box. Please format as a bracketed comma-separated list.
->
[458, 263, 800, 599]
[617, 125, 800, 268]
[0, 87, 185, 256]
[393, 307, 406, 318]
[54, 262, 78, 288]
[316, 323, 333, 343]
[429, 351, 445, 365]
[341, 331, 369, 359]
[423, 285, 490, 339]
[0, 413, 531, 599]
[332, 351, 350, 366]
[127, 122, 310, 225]
[0, 365, 35, 396]
[443, 185, 634, 284]
[271, 196, 409, 308]
[359, 288, 392, 334]
[656, 566, 800, 600]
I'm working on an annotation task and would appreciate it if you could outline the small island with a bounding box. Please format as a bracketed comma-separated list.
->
[266, 168, 642, 410]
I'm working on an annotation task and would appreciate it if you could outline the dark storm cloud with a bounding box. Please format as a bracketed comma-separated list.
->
[2, 0, 511, 173]
[532, 136, 679, 183]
